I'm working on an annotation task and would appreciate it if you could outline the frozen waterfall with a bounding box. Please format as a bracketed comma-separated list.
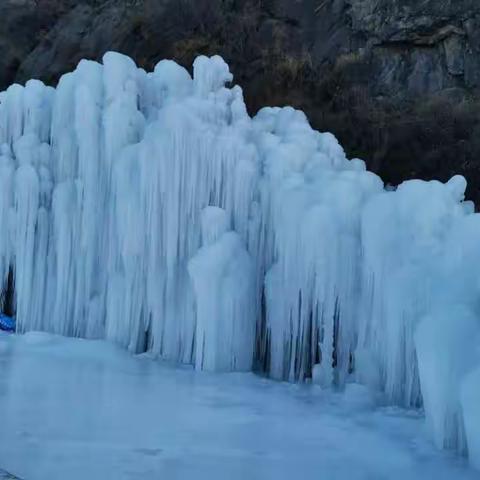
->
[0, 52, 479, 468]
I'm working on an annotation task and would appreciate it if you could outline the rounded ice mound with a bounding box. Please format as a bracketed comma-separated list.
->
[189, 207, 255, 372]
[102, 51, 139, 102]
[446, 175, 467, 202]
[349, 158, 367, 171]
[153, 60, 192, 103]
[193, 55, 233, 97]
[415, 306, 480, 452]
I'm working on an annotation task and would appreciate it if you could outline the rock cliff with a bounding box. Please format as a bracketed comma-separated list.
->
[1, 0, 479, 199]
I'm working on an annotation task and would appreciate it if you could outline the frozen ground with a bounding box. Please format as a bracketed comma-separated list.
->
[0, 332, 476, 480]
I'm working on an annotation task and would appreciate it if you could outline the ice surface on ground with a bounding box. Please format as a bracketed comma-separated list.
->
[0, 53, 479, 466]
[0, 332, 477, 480]
[0, 470, 18, 479]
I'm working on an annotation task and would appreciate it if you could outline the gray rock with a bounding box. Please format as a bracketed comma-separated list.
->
[444, 35, 465, 76]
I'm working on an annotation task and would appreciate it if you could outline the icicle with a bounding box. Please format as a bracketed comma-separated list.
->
[0, 146, 14, 286]
[14, 162, 39, 329]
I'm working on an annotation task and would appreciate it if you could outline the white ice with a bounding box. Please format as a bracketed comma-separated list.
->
[0, 332, 477, 480]
[0, 52, 479, 469]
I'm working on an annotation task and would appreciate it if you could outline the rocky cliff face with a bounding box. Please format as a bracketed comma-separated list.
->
[2, 0, 480, 200]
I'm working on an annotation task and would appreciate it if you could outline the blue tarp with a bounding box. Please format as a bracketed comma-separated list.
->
[0, 314, 15, 332]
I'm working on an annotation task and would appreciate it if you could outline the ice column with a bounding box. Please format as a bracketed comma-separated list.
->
[188, 207, 255, 371]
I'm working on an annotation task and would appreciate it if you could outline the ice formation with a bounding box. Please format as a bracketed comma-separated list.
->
[188, 207, 255, 372]
[0, 52, 479, 468]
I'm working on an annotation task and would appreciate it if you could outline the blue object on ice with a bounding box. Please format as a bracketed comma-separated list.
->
[0, 314, 15, 332]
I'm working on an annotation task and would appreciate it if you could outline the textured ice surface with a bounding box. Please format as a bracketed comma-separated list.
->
[0, 332, 477, 480]
[0, 471, 18, 479]
[0, 52, 479, 466]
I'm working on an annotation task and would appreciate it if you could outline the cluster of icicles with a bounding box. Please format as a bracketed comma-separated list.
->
[0, 53, 479, 468]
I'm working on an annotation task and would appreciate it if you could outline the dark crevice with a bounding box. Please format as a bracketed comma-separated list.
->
[1, 267, 15, 318]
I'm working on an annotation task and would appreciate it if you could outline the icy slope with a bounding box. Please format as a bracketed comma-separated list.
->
[0, 53, 479, 466]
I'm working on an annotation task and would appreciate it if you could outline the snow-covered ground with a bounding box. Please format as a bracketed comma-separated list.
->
[0, 332, 476, 480]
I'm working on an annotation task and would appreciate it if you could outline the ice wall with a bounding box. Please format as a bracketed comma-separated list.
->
[0, 52, 478, 468]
